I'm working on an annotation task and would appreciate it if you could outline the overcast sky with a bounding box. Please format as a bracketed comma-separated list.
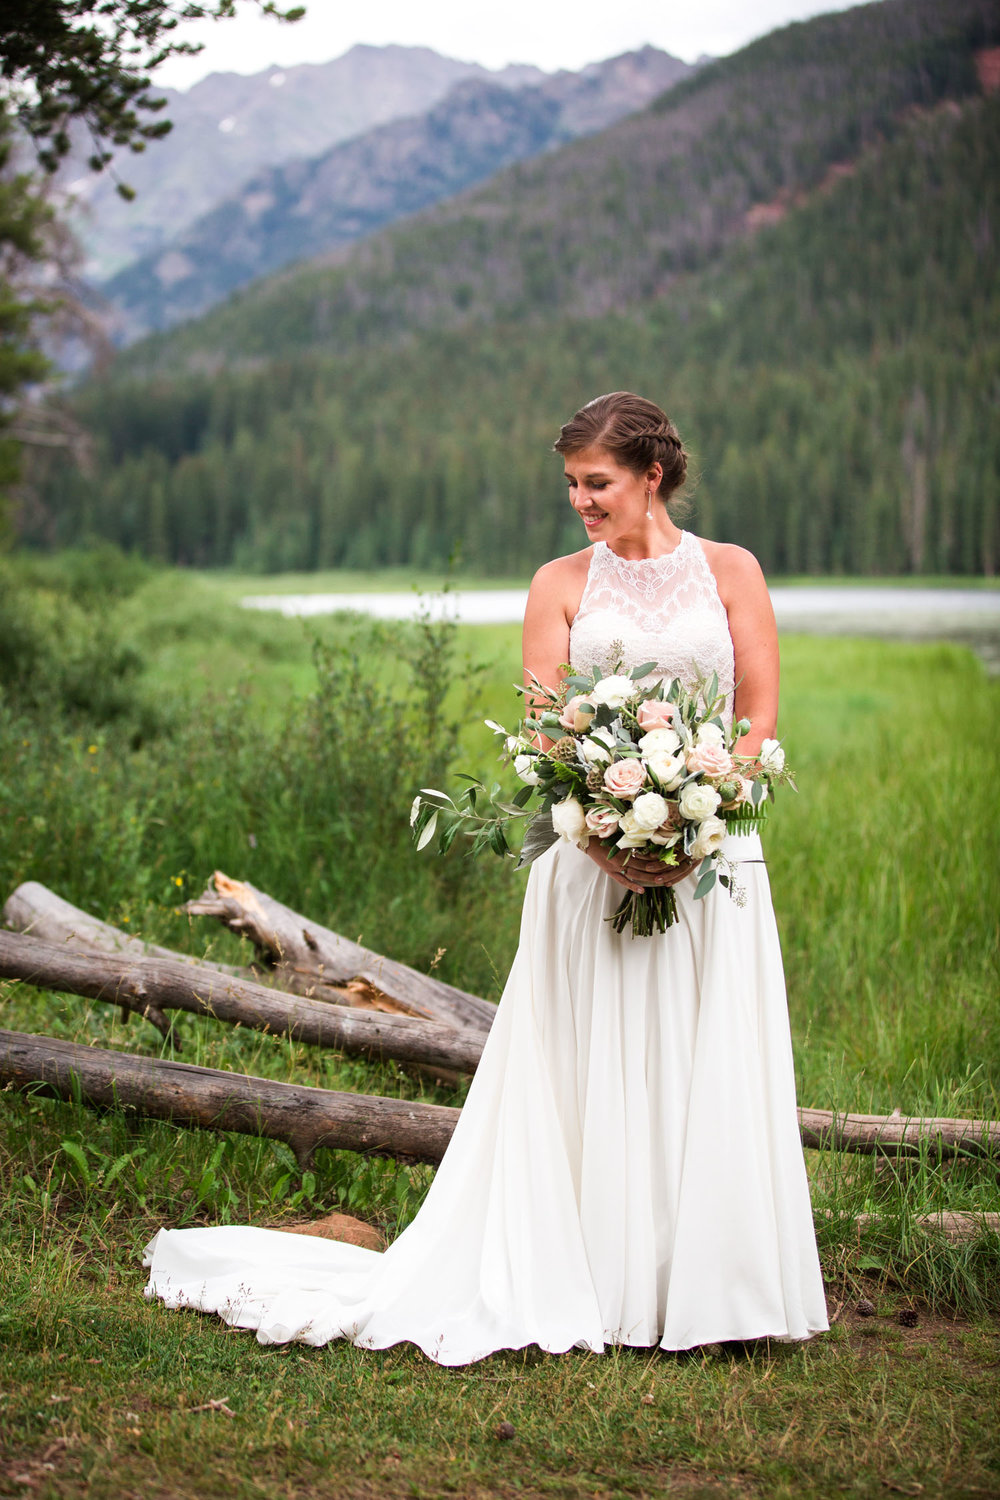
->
[154, 0, 867, 89]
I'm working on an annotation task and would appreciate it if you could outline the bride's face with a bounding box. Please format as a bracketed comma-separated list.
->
[564, 445, 650, 542]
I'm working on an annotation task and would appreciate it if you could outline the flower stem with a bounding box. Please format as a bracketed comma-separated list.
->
[608, 886, 679, 937]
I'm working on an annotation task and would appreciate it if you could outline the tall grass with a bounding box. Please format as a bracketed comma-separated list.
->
[0, 555, 997, 1320]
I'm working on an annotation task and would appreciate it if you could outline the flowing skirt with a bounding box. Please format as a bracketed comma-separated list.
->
[143, 832, 828, 1363]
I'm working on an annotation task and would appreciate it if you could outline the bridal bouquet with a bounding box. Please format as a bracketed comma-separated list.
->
[410, 657, 795, 936]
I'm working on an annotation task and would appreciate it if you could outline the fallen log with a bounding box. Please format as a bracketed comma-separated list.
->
[838, 1211, 1000, 1242]
[3, 883, 468, 1041]
[4, 881, 243, 976]
[798, 1107, 1000, 1161]
[0, 930, 484, 1076]
[0, 1029, 460, 1167]
[183, 872, 495, 1034]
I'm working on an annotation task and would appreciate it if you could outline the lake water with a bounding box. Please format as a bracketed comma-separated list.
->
[242, 585, 1000, 630]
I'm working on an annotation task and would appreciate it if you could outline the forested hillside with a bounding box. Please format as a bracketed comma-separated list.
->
[24, 0, 1000, 577]
[99, 48, 690, 342]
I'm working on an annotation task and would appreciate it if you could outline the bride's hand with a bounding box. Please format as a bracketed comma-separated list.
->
[585, 841, 694, 893]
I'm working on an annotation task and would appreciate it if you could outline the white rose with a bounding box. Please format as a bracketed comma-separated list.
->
[514, 754, 540, 786]
[551, 795, 589, 847]
[695, 722, 725, 748]
[689, 814, 728, 860]
[591, 674, 637, 709]
[760, 738, 785, 774]
[678, 782, 721, 823]
[638, 727, 682, 756]
[579, 727, 616, 765]
[631, 791, 669, 831]
[616, 809, 649, 849]
[645, 751, 686, 791]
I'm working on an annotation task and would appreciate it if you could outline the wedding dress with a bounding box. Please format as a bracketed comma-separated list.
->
[144, 532, 829, 1361]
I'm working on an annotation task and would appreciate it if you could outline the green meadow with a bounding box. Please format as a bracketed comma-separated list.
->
[1, 555, 997, 1499]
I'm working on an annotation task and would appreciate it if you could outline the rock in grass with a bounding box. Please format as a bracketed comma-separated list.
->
[283, 1213, 386, 1252]
[496, 1421, 516, 1442]
[856, 1298, 877, 1318]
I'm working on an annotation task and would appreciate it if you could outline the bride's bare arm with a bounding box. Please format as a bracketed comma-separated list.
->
[521, 555, 588, 729]
[703, 542, 779, 758]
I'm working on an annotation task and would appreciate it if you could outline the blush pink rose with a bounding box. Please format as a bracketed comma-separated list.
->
[603, 758, 647, 800]
[559, 694, 595, 731]
[584, 804, 621, 839]
[685, 743, 735, 778]
[637, 699, 679, 732]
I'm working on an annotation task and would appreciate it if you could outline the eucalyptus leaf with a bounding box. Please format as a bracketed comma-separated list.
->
[630, 661, 658, 680]
[693, 866, 717, 899]
[440, 819, 462, 855]
[488, 823, 509, 857]
[416, 810, 438, 851]
[515, 808, 558, 869]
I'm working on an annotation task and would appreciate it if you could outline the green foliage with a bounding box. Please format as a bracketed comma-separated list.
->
[0, 548, 156, 732]
[1, 0, 305, 180]
[0, 113, 55, 509]
[32, 77, 1000, 575]
[0, 564, 513, 996]
[0, 591, 998, 1498]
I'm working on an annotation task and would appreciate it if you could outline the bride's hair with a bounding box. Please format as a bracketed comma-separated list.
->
[553, 392, 688, 502]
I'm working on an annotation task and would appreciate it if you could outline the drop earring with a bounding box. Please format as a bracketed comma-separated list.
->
[645, 488, 653, 519]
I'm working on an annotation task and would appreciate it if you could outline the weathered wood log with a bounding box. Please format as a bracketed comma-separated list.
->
[0, 930, 484, 1075]
[844, 1211, 1000, 1242]
[183, 871, 496, 1034]
[798, 1107, 1000, 1160]
[1, 1001, 995, 1167]
[0, 1029, 460, 1167]
[4, 881, 243, 975]
[3, 884, 468, 1046]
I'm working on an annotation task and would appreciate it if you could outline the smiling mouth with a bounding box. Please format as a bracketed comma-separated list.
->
[580, 510, 607, 527]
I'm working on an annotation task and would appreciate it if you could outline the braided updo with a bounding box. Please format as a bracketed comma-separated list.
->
[553, 391, 688, 503]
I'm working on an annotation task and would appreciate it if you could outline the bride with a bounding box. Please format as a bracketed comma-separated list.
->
[144, 391, 829, 1361]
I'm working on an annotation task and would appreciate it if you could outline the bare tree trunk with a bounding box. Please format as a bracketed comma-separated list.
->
[0, 1028, 460, 1167]
[183, 872, 496, 1034]
[0, 930, 484, 1075]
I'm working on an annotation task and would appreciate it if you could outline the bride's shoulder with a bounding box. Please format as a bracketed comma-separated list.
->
[528, 547, 593, 595]
[694, 537, 768, 604]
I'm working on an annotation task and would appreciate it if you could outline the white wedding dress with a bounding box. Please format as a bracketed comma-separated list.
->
[144, 533, 829, 1361]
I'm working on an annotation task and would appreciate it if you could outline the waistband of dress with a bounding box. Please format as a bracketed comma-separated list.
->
[719, 828, 764, 853]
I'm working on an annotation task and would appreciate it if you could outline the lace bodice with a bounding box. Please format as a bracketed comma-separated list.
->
[569, 532, 736, 719]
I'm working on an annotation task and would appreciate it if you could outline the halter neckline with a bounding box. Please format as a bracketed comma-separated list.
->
[597, 531, 691, 568]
